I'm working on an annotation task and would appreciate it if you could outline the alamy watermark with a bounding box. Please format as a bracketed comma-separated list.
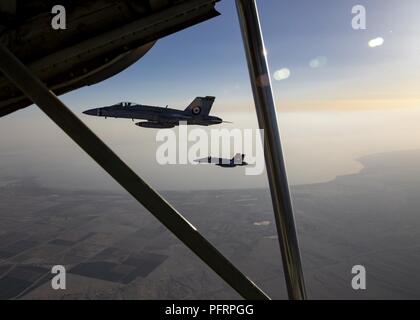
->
[51, 265, 66, 290]
[155, 123, 265, 176]
[51, 5, 67, 30]
[352, 5, 367, 30]
[351, 265, 366, 290]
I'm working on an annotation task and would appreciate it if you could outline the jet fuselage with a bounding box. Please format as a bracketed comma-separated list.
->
[83, 99, 223, 128]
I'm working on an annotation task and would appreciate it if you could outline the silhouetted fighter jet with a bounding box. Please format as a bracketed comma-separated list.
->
[83, 96, 225, 128]
[195, 153, 248, 168]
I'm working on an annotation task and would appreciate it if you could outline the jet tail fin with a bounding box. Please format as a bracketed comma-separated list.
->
[184, 96, 215, 116]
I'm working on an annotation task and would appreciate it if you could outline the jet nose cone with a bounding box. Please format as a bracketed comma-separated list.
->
[83, 108, 97, 116]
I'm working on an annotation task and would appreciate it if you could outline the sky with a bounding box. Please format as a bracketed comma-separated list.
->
[51, 0, 420, 111]
[1, 0, 420, 191]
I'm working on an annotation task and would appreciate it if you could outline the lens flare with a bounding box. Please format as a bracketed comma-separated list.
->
[369, 37, 385, 48]
[309, 56, 328, 68]
[273, 68, 291, 81]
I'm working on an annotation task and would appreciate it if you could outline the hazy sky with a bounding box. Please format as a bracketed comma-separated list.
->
[52, 0, 420, 111]
[1, 0, 420, 191]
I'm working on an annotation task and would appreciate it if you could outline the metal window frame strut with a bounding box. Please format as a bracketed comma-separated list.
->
[236, 0, 307, 300]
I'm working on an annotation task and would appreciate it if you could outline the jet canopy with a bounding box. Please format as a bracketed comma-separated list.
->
[118, 102, 136, 107]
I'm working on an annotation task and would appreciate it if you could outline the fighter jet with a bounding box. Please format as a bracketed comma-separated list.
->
[83, 96, 225, 128]
[195, 153, 248, 168]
